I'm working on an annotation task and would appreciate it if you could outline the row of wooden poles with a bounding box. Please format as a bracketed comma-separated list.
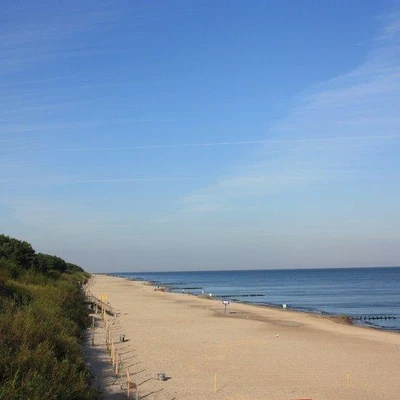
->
[96, 297, 139, 400]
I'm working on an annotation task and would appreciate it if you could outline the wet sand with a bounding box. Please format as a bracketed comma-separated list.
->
[86, 274, 400, 400]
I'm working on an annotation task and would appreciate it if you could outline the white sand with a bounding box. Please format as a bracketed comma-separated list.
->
[85, 274, 400, 400]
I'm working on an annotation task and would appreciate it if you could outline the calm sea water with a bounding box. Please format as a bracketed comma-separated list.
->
[112, 267, 400, 331]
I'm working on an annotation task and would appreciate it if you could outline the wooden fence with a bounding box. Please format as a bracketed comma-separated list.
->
[88, 291, 137, 399]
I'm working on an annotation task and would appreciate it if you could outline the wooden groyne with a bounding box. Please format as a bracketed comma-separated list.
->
[170, 286, 203, 290]
[215, 294, 265, 298]
[351, 315, 396, 321]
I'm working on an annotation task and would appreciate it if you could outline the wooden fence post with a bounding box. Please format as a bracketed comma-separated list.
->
[91, 315, 95, 346]
[105, 321, 108, 349]
[126, 368, 138, 400]
[126, 369, 130, 399]
[116, 353, 121, 378]
[119, 355, 124, 382]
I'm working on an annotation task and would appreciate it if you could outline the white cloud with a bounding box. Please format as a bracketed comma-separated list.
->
[169, 13, 400, 216]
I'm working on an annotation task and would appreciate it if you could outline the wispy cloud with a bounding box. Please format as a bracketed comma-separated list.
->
[377, 11, 400, 40]
[165, 12, 400, 216]
[70, 177, 200, 184]
[0, 118, 156, 135]
[0, 2, 200, 75]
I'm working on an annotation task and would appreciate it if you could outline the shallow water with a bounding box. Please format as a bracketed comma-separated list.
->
[112, 267, 400, 331]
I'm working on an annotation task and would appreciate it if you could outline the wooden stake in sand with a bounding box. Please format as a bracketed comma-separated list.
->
[126, 369, 130, 399]
[126, 369, 139, 400]
[115, 353, 118, 376]
[105, 321, 109, 350]
[347, 372, 351, 388]
[111, 339, 115, 365]
[214, 373, 217, 393]
[91, 315, 95, 346]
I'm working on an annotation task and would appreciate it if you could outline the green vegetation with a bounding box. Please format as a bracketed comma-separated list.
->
[0, 234, 99, 399]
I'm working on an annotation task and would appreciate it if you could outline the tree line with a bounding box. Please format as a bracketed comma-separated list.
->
[0, 233, 84, 279]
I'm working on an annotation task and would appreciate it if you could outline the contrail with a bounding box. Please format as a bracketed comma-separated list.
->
[48, 133, 400, 152]
[72, 177, 196, 184]
[55, 140, 270, 152]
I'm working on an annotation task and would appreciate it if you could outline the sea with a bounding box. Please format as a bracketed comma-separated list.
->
[112, 267, 400, 332]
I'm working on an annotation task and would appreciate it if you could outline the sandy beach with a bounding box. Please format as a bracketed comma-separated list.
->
[86, 274, 400, 400]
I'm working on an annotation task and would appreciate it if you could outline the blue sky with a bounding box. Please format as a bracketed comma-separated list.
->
[1, 1, 400, 272]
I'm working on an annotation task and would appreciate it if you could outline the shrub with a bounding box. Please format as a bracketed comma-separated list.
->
[0, 234, 99, 399]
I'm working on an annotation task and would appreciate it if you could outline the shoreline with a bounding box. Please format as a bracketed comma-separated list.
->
[86, 273, 400, 399]
[116, 275, 400, 335]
